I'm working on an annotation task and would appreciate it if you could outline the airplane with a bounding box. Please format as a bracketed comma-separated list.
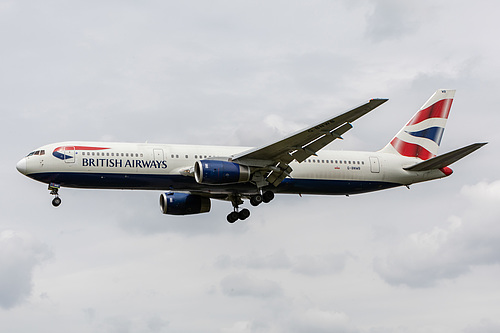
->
[16, 89, 486, 223]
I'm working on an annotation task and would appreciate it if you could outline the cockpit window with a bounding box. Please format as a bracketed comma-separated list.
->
[26, 150, 45, 157]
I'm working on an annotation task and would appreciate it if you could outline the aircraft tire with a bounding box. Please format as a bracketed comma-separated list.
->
[52, 197, 62, 207]
[227, 212, 239, 223]
[239, 208, 250, 220]
[250, 195, 262, 206]
[262, 191, 274, 203]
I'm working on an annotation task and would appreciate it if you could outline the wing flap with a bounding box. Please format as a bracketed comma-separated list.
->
[404, 142, 487, 171]
[291, 122, 353, 162]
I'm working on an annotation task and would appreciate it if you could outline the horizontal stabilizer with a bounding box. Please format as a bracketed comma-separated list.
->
[404, 142, 487, 171]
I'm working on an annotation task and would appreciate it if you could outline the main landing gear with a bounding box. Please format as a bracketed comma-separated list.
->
[49, 183, 62, 207]
[226, 191, 274, 223]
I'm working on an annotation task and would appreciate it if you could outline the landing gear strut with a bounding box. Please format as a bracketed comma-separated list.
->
[49, 183, 61, 207]
[227, 194, 251, 223]
[226, 191, 274, 223]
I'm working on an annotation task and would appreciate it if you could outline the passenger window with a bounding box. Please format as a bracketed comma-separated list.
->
[185, 155, 188, 158]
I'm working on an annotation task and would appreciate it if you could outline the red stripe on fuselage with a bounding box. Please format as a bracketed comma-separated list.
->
[54, 146, 110, 152]
[406, 99, 453, 126]
[390, 137, 435, 160]
[73, 146, 110, 151]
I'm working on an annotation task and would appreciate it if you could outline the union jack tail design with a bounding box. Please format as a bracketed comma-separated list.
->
[380, 89, 455, 160]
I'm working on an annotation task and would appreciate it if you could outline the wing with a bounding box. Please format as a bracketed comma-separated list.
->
[232, 98, 388, 186]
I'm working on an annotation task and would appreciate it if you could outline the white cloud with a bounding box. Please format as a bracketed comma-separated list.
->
[375, 180, 500, 287]
[289, 308, 358, 333]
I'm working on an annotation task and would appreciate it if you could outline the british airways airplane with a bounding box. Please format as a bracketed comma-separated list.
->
[16, 90, 486, 222]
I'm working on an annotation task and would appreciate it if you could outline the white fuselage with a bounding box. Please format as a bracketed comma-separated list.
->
[17, 141, 449, 196]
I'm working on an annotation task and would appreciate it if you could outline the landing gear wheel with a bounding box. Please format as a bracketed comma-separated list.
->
[52, 197, 62, 207]
[250, 194, 263, 206]
[227, 211, 239, 223]
[262, 191, 274, 203]
[238, 208, 250, 220]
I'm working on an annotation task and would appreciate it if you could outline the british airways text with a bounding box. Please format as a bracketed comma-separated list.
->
[82, 158, 168, 169]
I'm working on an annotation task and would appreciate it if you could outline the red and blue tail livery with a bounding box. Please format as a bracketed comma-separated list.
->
[17, 89, 486, 223]
[381, 89, 454, 160]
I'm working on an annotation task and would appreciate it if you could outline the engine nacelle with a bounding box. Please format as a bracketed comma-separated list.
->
[194, 160, 251, 185]
[159, 193, 211, 215]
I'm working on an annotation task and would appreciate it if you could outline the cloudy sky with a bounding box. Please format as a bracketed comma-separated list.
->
[1, 0, 499, 332]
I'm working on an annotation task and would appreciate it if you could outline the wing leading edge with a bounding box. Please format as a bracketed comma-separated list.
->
[233, 98, 388, 165]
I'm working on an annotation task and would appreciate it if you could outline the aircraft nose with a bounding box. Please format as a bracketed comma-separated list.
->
[16, 158, 27, 175]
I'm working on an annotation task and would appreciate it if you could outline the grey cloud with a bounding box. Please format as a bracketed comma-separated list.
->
[220, 273, 283, 298]
[288, 308, 359, 333]
[215, 251, 351, 276]
[365, 0, 421, 42]
[0, 230, 52, 309]
[464, 319, 500, 333]
[292, 253, 351, 276]
[147, 316, 169, 332]
[215, 250, 292, 270]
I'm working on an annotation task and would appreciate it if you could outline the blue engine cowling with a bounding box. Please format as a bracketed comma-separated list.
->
[194, 160, 251, 185]
[159, 192, 211, 215]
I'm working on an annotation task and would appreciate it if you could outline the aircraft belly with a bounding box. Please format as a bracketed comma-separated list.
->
[27, 172, 401, 196]
[275, 178, 401, 195]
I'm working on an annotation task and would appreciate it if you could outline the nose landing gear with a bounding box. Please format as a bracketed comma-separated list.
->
[49, 183, 61, 207]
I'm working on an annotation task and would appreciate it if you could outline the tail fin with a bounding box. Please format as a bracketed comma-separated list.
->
[380, 89, 455, 160]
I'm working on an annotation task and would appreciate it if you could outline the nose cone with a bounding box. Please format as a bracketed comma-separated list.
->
[16, 158, 27, 175]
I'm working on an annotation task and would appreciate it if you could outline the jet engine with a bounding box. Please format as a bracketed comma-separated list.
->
[194, 160, 251, 185]
[159, 192, 211, 215]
